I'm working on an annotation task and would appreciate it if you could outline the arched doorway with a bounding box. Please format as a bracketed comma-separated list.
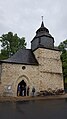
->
[14, 75, 31, 97]
[17, 80, 26, 96]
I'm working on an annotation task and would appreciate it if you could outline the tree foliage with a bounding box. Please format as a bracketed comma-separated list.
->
[58, 39, 67, 81]
[0, 32, 26, 60]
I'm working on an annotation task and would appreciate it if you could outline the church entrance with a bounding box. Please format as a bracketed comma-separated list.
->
[17, 80, 26, 96]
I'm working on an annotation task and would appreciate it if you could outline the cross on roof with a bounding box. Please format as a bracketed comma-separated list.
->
[41, 16, 43, 21]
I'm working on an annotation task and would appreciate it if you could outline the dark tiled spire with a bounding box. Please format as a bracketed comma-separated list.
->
[36, 20, 49, 36]
[35, 16, 50, 36]
[31, 18, 54, 51]
[41, 15, 44, 27]
[41, 21, 44, 27]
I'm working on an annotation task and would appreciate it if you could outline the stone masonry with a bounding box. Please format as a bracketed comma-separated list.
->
[0, 48, 64, 97]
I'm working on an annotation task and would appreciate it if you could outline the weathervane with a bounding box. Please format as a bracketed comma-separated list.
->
[41, 16, 43, 21]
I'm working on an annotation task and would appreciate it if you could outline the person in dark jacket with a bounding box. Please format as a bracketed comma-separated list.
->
[32, 87, 35, 96]
[17, 85, 21, 96]
[27, 86, 30, 96]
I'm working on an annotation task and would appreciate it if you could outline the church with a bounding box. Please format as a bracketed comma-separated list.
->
[0, 20, 64, 97]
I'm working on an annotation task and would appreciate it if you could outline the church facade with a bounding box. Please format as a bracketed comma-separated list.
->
[0, 21, 64, 97]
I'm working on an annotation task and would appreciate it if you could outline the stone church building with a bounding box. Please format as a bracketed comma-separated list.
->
[0, 21, 64, 97]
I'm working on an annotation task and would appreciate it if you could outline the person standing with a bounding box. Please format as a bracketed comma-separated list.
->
[22, 85, 24, 96]
[17, 85, 20, 96]
[27, 86, 30, 96]
[32, 87, 35, 96]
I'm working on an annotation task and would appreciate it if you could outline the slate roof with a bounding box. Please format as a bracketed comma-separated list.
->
[0, 49, 38, 65]
[35, 21, 53, 39]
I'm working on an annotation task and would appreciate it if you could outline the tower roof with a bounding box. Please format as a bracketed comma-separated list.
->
[35, 21, 53, 38]
[41, 21, 44, 27]
[31, 20, 54, 51]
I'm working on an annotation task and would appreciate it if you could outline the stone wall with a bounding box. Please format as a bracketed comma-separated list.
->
[34, 48, 64, 91]
[0, 63, 39, 96]
[0, 48, 64, 97]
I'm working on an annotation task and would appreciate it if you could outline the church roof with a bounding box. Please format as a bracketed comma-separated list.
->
[0, 49, 38, 65]
[35, 21, 53, 39]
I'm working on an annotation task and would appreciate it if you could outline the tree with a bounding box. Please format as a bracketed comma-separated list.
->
[0, 32, 26, 60]
[58, 39, 67, 83]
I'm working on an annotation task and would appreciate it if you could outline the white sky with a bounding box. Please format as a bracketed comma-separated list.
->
[0, 0, 67, 48]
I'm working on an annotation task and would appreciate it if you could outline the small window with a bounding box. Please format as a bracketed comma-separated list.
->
[22, 66, 26, 70]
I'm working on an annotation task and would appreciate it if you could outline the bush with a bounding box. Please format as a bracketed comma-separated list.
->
[36, 89, 65, 96]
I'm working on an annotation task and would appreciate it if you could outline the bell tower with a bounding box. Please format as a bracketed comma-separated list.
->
[31, 19, 54, 51]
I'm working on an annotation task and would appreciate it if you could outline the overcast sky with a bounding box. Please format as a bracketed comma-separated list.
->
[0, 0, 67, 48]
